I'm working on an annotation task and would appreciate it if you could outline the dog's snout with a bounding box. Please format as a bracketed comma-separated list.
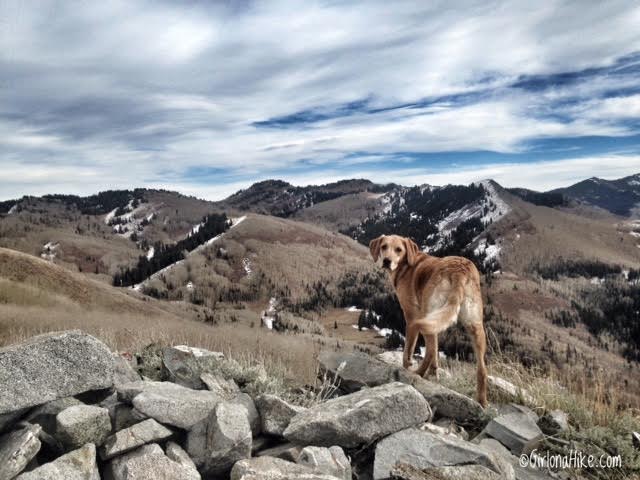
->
[382, 258, 391, 268]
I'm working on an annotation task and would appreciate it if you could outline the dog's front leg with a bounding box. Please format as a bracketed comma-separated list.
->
[403, 323, 420, 369]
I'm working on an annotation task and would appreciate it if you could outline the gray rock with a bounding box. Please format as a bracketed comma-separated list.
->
[319, 351, 397, 392]
[233, 392, 261, 437]
[390, 462, 506, 480]
[231, 456, 341, 480]
[201, 373, 240, 398]
[0, 408, 30, 434]
[297, 446, 351, 480]
[284, 382, 431, 448]
[537, 410, 568, 435]
[129, 381, 220, 429]
[0, 424, 41, 479]
[166, 441, 199, 473]
[56, 405, 111, 449]
[255, 394, 306, 437]
[104, 401, 147, 431]
[373, 427, 512, 480]
[113, 352, 141, 386]
[255, 442, 302, 462]
[198, 401, 252, 477]
[0, 331, 115, 414]
[162, 345, 224, 389]
[479, 438, 556, 480]
[108, 443, 201, 480]
[100, 418, 173, 460]
[16, 443, 99, 480]
[496, 404, 538, 422]
[316, 351, 482, 425]
[481, 412, 544, 455]
[25, 397, 84, 434]
[396, 370, 483, 425]
[185, 420, 208, 462]
[488, 376, 535, 404]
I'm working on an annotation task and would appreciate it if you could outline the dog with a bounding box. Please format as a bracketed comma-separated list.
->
[369, 234, 488, 407]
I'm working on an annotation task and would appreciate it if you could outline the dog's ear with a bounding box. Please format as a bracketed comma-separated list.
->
[369, 235, 384, 262]
[404, 237, 421, 267]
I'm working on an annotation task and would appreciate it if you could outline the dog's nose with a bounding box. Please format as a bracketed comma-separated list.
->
[382, 258, 391, 268]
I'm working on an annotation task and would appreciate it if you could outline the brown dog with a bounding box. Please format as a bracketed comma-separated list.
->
[369, 234, 488, 407]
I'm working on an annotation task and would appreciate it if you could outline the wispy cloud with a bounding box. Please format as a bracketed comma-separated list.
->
[1, 0, 640, 199]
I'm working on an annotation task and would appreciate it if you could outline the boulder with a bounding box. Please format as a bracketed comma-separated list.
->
[297, 446, 351, 480]
[389, 462, 506, 480]
[233, 392, 261, 437]
[396, 370, 483, 425]
[537, 410, 568, 435]
[201, 373, 240, 398]
[495, 404, 538, 422]
[255, 394, 306, 437]
[166, 441, 199, 473]
[284, 382, 431, 448]
[255, 442, 302, 462]
[108, 443, 201, 480]
[125, 381, 220, 429]
[16, 443, 99, 480]
[25, 397, 84, 434]
[113, 352, 141, 386]
[162, 345, 224, 389]
[373, 427, 512, 480]
[56, 405, 111, 449]
[479, 438, 556, 480]
[488, 376, 535, 404]
[104, 401, 147, 431]
[0, 424, 41, 480]
[481, 412, 544, 455]
[196, 401, 252, 477]
[0, 331, 115, 414]
[318, 351, 396, 392]
[316, 351, 482, 425]
[230, 456, 342, 480]
[100, 418, 173, 460]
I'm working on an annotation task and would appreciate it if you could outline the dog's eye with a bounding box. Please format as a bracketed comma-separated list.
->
[381, 245, 388, 250]
[395, 247, 402, 253]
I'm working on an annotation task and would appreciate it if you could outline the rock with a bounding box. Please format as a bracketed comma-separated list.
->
[16, 443, 99, 480]
[233, 392, 261, 437]
[495, 404, 538, 422]
[479, 438, 556, 480]
[166, 441, 199, 473]
[230, 456, 341, 480]
[297, 446, 351, 480]
[376, 350, 405, 366]
[317, 351, 481, 426]
[113, 352, 141, 386]
[0, 331, 115, 414]
[162, 345, 224, 389]
[390, 462, 505, 480]
[201, 373, 240, 398]
[633, 431, 640, 449]
[127, 381, 220, 429]
[56, 405, 111, 449]
[0, 408, 31, 434]
[537, 410, 568, 435]
[284, 382, 431, 448]
[481, 412, 544, 455]
[108, 443, 201, 480]
[25, 397, 84, 435]
[319, 351, 397, 392]
[255, 394, 306, 437]
[488, 376, 535, 404]
[0, 424, 41, 479]
[100, 418, 173, 460]
[373, 427, 512, 480]
[197, 401, 252, 477]
[104, 401, 147, 431]
[255, 442, 302, 462]
[432, 418, 469, 440]
[396, 370, 483, 425]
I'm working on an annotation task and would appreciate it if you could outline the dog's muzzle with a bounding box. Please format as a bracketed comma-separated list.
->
[382, 258, 391, 269]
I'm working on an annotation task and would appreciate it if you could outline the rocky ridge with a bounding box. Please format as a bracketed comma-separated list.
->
[0, 331, 570, 479]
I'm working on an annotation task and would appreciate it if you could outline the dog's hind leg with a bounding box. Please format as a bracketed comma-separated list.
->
[415, 334, 438, 378]
[465, 321, 488, 408]
[403, 323, 420, 369]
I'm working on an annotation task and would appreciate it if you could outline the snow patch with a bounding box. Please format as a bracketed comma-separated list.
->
[242, 258, 252, 276]
[146, 246, 155, 260]
[261, 297, 278, 329]
[7, 204, 18, 215]
[346, 306, 362, 312]
[41, 242, 59, 261]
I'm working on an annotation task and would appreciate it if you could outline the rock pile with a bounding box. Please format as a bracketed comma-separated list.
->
[0, 331, 561, 479]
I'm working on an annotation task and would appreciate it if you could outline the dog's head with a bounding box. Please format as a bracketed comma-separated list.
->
[369, 234, 420, 271]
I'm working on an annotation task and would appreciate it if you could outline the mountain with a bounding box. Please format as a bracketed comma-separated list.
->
[219, 178, 396, 217]
[550, 173, 640, 216]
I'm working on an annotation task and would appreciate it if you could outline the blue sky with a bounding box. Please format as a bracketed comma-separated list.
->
[1, 0, 640, 200]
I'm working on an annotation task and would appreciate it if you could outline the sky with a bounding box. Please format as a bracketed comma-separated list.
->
[2, 0, 640, 200]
